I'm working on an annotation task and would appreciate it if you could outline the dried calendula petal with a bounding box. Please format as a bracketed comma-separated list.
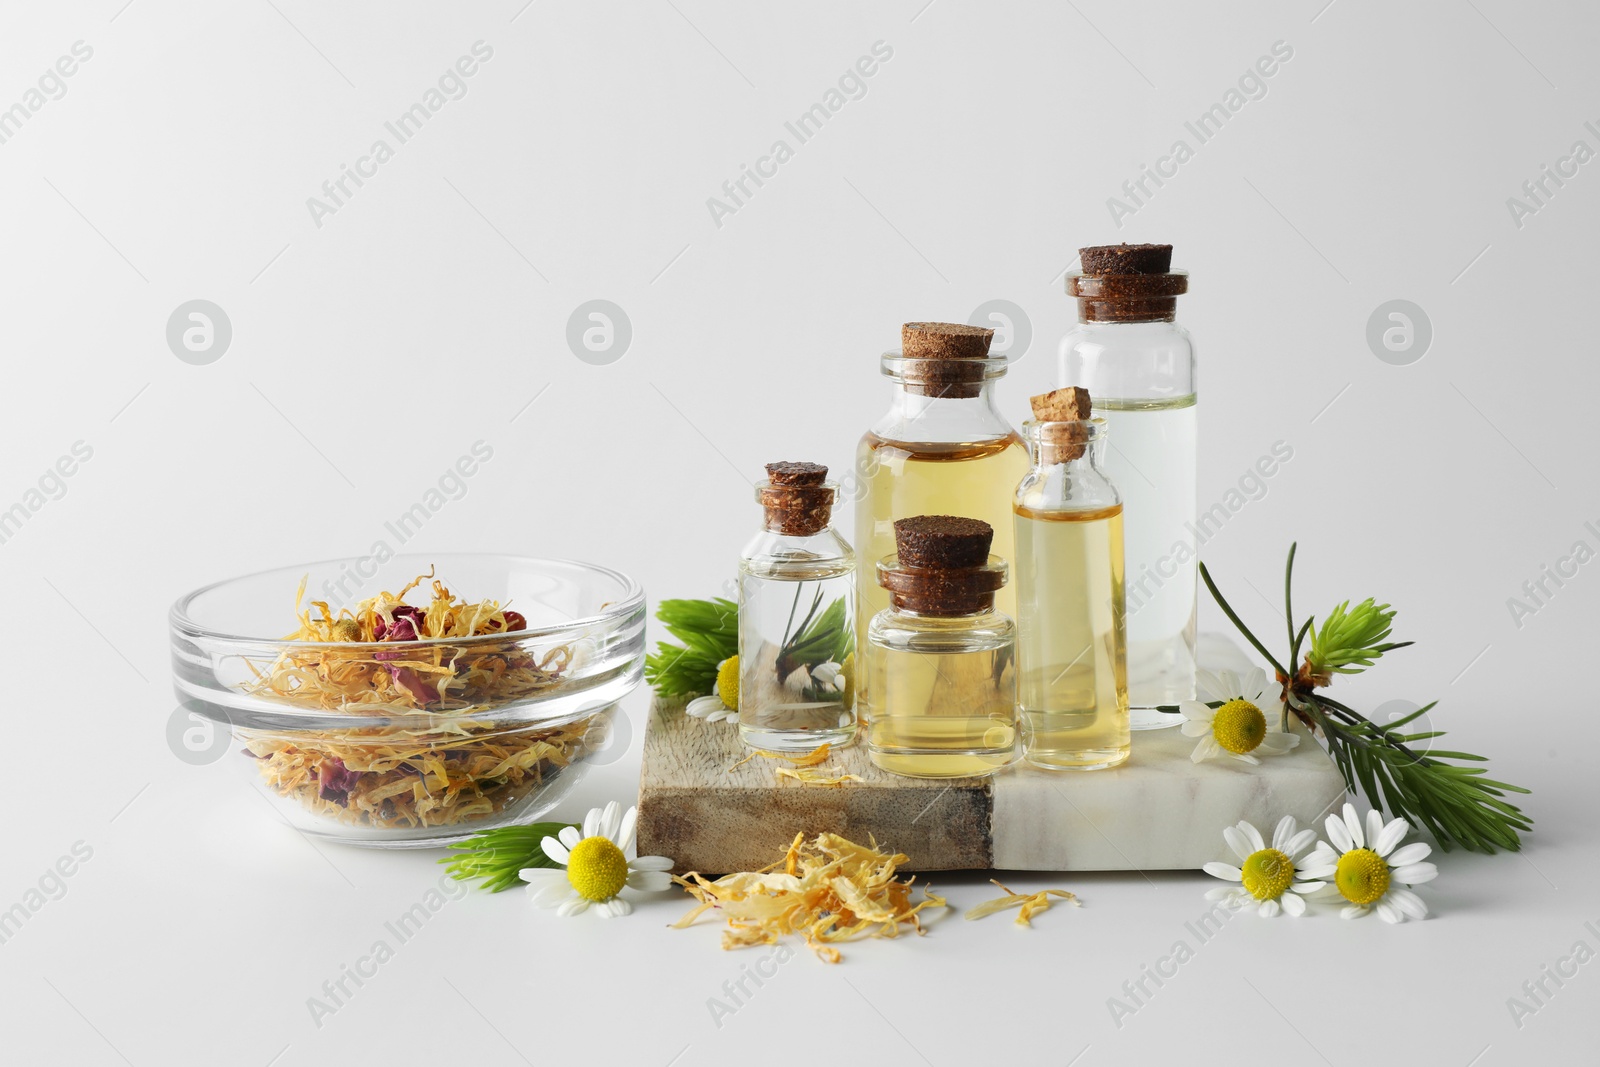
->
[775, 768, 863, 787]
[673, 831, 947, 962]
[727, 742, 832, 773]
[965, 880, 1081, 927]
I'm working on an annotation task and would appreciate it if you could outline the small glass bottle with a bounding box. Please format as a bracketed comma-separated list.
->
[738, 462, 856, 752]
[864, 515, 1017, 778]
[1060, 243, 1196, 728]
[854, 323, 1029, 694]
[1014, 387, 1130, 770]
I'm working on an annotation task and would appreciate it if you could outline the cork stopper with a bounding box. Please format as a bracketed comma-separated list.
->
[878, 515, 1006, 615]
[757, 461, 834, 536]
[1029, 387, 1092, 464]
[896, 322, 996, 399]
[1067, 243, 1187, 323]
[1079, 243, 1172, 275]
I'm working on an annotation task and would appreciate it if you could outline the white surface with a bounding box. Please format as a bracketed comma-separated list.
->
[1, 2, 1596, 1064]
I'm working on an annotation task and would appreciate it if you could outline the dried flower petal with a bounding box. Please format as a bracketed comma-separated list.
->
[964, 880, 1081, 927]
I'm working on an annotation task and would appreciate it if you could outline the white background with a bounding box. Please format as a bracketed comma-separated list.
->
[1, 1, 1596, 1064]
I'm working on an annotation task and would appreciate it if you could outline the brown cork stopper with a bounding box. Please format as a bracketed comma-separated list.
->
[765, 461, 827, 487]
[897, 322, 996, 400]
[758, 462, 834, 536]
[1068, 243, 1187, 323]
[1030, 387, 1092, 464]
[1079, 243, 1172, 275]
[879, 515, 1004, 615]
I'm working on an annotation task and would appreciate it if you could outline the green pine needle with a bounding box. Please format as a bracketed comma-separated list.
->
[439, 821, 577, 892]
[644, 598, 738, 698]
[1201, 544, 1532, 854]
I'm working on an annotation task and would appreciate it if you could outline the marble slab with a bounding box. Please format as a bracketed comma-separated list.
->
[636, 635, 1346, 874]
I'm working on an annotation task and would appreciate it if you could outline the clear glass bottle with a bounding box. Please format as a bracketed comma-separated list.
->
[738, 462, 856, 752]
[864, 515, 1017, 778]
[1060, 243, 1195, 727]
[855, 323, 1029, 695]
[1014, 399, 1130, 770]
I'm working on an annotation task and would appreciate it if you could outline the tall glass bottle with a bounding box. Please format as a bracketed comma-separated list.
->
[865, 515, 1017, 778]
[1014, 388, 1130, 770]
[738, 462, 856, 752]
[855, 322, 1029, 694]
[1060, 243, 1195, 728]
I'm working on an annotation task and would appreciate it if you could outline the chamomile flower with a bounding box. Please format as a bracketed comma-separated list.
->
[1202, 815, 1326, 917]
[685, 656, 739, 724]
[1300, 803, 1437, 923]
[520, 801, 674, 918]
[1180, 667, 1299, 765]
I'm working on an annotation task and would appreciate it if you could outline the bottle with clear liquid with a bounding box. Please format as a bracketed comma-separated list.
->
[1014, 393, 1130, 770]
[864, 515, 1017, 779]
[1060, 243, 1195, 727]
[855, 323, 1029, 695]
[738, 462, 856, 752]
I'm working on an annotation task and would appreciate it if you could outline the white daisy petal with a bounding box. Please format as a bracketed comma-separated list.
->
[1389, 887, 1429, 921]
[519, 868, 564, 885]
[1195, 669, 1230, 702]
[598, 800, 622, 843]
[1386, 842, 1431, 868]
[1231, 752, 1261, 766]
[1191, 737, 1220, 763]
[1343, 804, 1364, 849]
[557, 825, 582, 849]
[541, 837, 570, 865]
[1375, 899, 1403, 924]
[1281, 892, 1307, 917]
[1259, 898, 1281, 918]
[528, 881, 575, 908]
[1285, 829, 1318, 859]
[1203, 862, 1243, 882]
[1205, 886, 1235, 901]
[626, 869, 673, 892]
[1271, 815, 1296, 852]
[1341, 904, 1367, 920]
[1292, 880, 1327, 894]
[582, 806, 601, 840]
[1223, 826, 1253, 862]
[1179, 701, 1215, 723]
[629, 855, 674, 871]
[686, 695, 732, 720]
[1181, 720, 1211, 738]
[1240, 821, 1266, 853]
[1256, 734, 1298, 755]
[1217, 669, 1241, 699]
[616, 806, 639, 852]
[1373, 817, 1409, 857]
[1241, 668, 1269, 702]
[557, 897, 591, 917]
[1366, 809, 1387, 852]
[1326, 812, 1353, 852]
[1393, 861, 1438, 885]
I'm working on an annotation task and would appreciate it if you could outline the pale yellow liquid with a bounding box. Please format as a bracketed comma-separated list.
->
[1015, 504, 1130, 770]
[864, 641, 1017, 778]
[854, 434, 1030, 657]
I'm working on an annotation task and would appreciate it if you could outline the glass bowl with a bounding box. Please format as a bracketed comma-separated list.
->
[170, 553, 645, 847]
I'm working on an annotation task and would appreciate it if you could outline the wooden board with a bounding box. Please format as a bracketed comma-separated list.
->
[636, 637, 1347, 875]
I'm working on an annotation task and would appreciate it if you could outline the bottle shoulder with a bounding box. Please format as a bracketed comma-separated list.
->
[868, 608, 1015, 650]
[740, 527, 854, 573]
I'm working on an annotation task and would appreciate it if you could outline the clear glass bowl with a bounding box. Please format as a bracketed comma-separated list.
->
[170, 553, 645, 847]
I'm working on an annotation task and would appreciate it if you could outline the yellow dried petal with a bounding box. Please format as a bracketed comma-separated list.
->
[775, 768, 862, 787]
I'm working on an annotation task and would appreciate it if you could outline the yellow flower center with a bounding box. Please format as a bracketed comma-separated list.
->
[1335, 848, 1391, 905]
[716, 656, 740, 710]
[1240, 848, 1295, 900]
[1212, 699, 1267, 754]
[565, 836, 629, 902]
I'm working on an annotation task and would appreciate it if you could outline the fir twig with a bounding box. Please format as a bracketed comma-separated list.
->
[439, 821, 578, 892]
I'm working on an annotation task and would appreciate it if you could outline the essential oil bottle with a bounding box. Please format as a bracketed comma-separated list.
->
[1014, 387, 1130, 771]
[737, 462, 856, 752]
[855, 322, 1028, 694]
[1060, 243, 1196, 727]
[864, 515, 1017, 778]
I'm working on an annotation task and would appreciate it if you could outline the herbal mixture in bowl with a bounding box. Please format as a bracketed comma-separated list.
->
[170, 554, 646, 846]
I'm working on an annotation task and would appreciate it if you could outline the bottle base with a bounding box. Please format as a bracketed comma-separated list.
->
[738, 723, 857, 753]
[867, 747, 1015, 779]
[1024, 747, 1130, 771]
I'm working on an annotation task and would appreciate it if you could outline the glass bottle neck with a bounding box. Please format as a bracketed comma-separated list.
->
[872, 378, 1017, 445]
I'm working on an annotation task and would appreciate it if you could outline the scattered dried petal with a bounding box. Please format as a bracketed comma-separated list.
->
[673, 832, 947, 962]
[727, 742, 832, 773]
[775, 768, 862, 787]
[964, 880, 1081, 927]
